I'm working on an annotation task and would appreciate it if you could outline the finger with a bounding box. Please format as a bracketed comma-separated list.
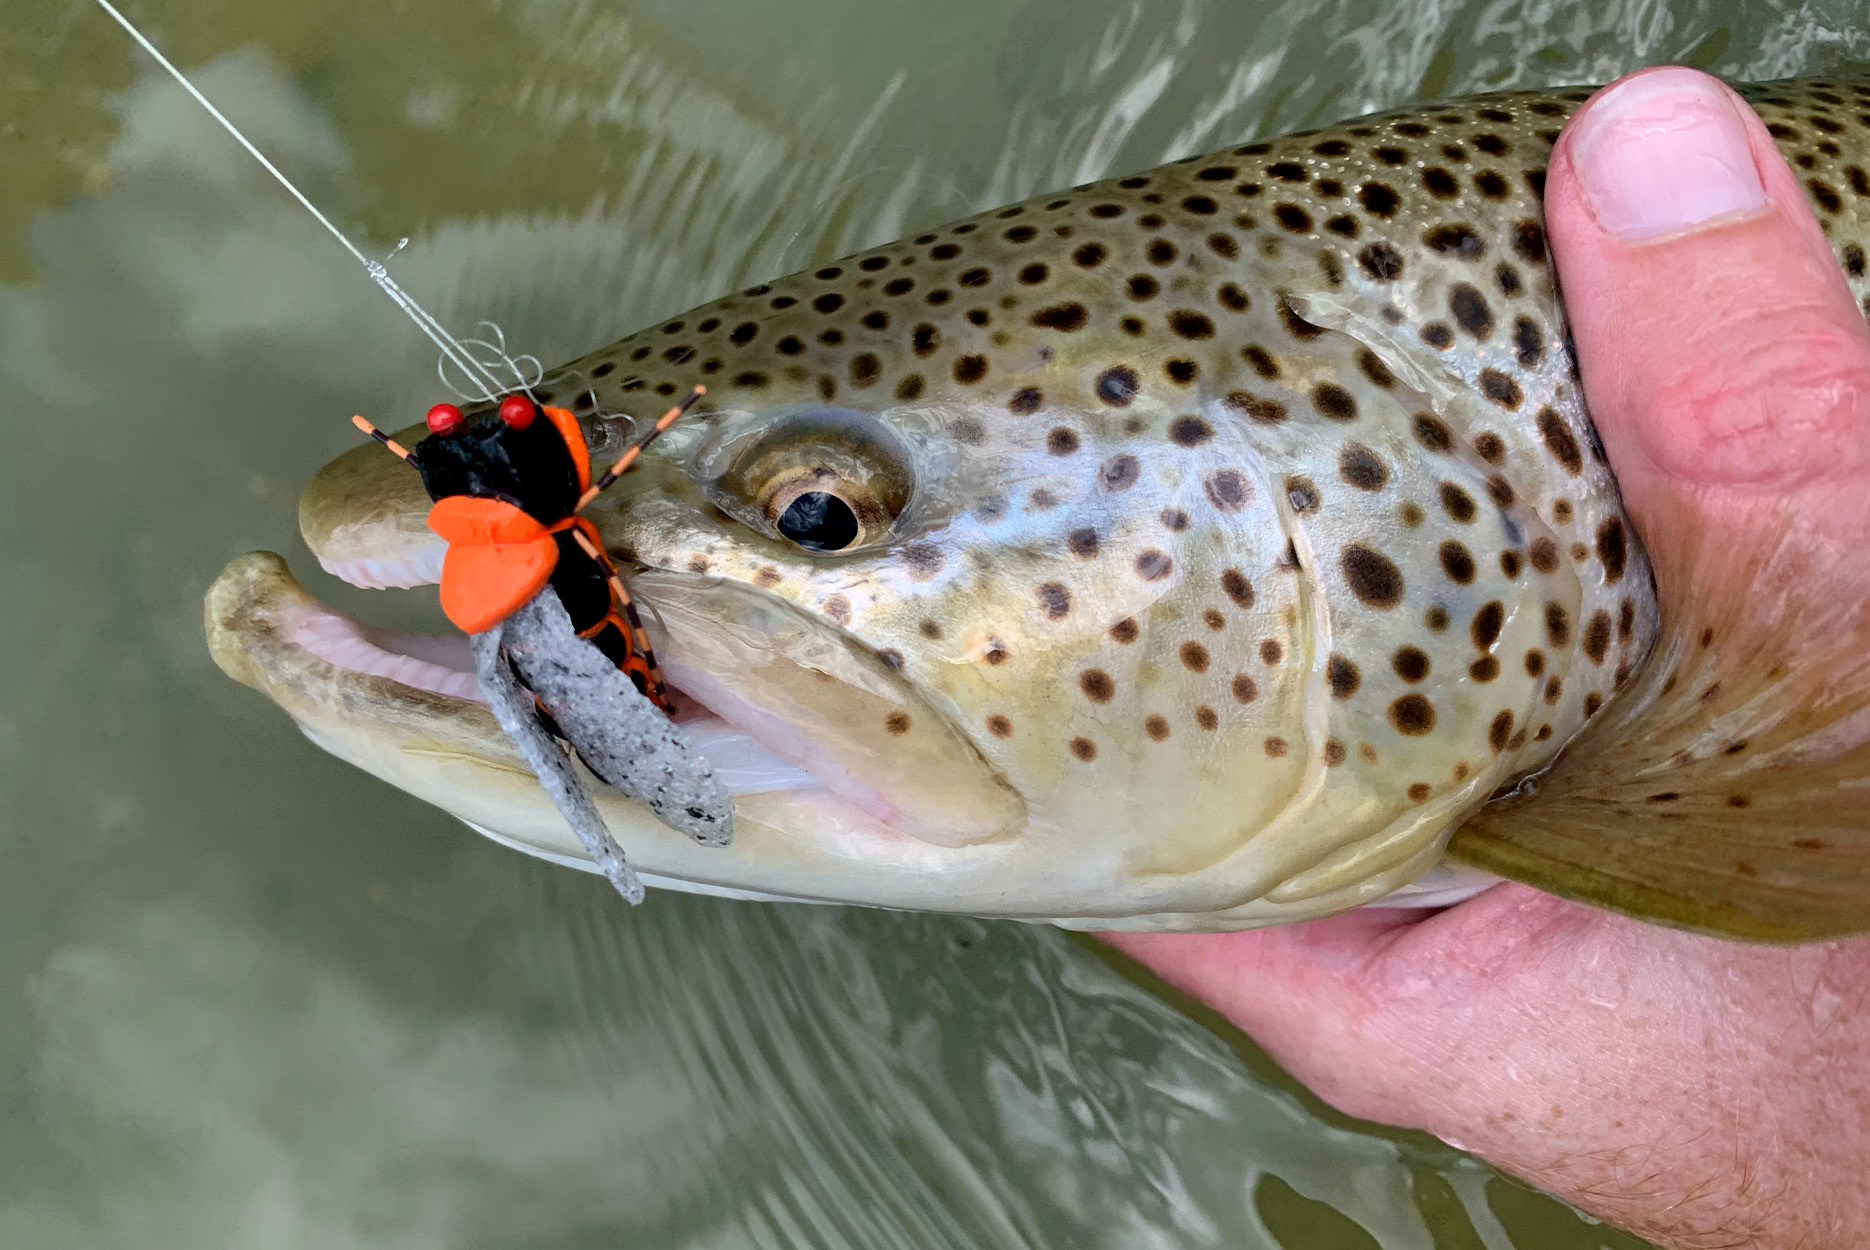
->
[1545, 67, 1870, 556]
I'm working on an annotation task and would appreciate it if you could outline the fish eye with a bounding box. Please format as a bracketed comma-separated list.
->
[770, 479, 866, 551]
[701, 407, 913, 555]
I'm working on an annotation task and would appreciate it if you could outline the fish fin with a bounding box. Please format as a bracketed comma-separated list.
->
[1448, 529, 1870, 941]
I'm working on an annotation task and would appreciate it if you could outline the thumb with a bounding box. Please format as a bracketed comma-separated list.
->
[1545, 67, 1870, 592]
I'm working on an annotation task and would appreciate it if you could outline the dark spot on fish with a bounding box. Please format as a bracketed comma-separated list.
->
[1279, 296, 1326, 339]
[1102, 454, 1141, 492]
[1438, 481, 1476, 523]
[1109, 617, 1139, 643]
[1421, 323, 1454, 349]
[1545, 602, 1571, 647]
[1170, 415, 1213, 446]
[1030, 303, 1088, 331]
[1048, 427, 1081, 456]
[1204, 469, 1250, 511]
[1169, 310, 1215, 339]
[1275, 204, 1313, 232]
[1327, 654, 1361, 698]
[911, 324, 941, 356]
[1450, 283, 1495, 338]
[1513, 219, 1547, 262]
[1360, 182, 1401, 216]
[1597, 517, 1628, 583]
[1241, 346, 1280, 378]
[1489, 710, 1514, 752]
[1425, 224, 1482, 256]
[1479, 369, 1522, 409]
[1358, 242, 1405, 280]
[1096, 366, 1139, 406]
[1440, 540, 1476, 584]
[954, 355, 989, 385]
[1390, 695, 1437, 735]
[1342, 544, 1404, 608]
[1413, 414, 1454, 452]
[1008, 387, 1044, 415]
[1339, 443, 1389, 489]
[1357, 349, 1395, 388]
[1036, 583, 1072, 619]
[1286, 475, 1321, 513]
[1221, 568, 1254, 608]
[1311, 383, 1357, 420]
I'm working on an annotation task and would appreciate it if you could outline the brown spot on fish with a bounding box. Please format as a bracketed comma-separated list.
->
[1342, 544, 1404, 608]
[1037, 582, 1072, 619]
[1080, 669, 1115, 702]
[1102, 454, 1142, 491]
[1096, 366, 1139, 406]
[1312, 383, 1358, 421]
[1204, 469, 1252, 511]
[1109, 617, 1140, 644]
[1327, 654, 1361, 698]
[1596, 517, 1628, 583]
[1339, 443, 1390, 489]
[1136, 549, 1174, 581]
[1390, 694, 1437, 735]
[1393, 646, 1430, 683]
[1070, 737, 1098, 761]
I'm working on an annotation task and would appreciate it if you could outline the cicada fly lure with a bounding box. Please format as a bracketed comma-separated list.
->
[95, 0, 733, 902]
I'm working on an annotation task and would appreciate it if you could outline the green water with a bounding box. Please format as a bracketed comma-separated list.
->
[5, 0, 1864, 1244]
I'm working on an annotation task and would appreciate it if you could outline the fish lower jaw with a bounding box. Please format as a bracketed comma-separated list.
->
[288, 572, 827, 800]
[223, 552, 966, 858]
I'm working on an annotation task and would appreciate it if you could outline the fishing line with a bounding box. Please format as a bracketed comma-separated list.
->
[91, 0, 531, 405]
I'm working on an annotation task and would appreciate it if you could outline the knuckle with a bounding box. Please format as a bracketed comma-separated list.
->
[1643, 312, 1870, 486]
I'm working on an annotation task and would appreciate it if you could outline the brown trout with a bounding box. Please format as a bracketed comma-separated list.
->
[207, 77, 1870, 936]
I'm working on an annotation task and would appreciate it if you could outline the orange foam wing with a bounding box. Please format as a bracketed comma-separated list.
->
[427, 496, 559, 633]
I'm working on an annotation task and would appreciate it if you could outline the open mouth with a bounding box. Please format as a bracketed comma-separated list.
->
[211, 526, 1026, 877]
[292, 551, 823, 799]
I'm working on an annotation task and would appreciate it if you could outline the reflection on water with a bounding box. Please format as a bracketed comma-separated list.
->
[4, 0, 1865, 1244]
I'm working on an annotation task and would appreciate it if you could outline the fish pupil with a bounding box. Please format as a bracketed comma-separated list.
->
[777, 490, 859, 551]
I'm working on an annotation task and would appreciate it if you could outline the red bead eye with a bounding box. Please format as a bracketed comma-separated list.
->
[498, 395, 536, 429]
[425, 403, 464, 435]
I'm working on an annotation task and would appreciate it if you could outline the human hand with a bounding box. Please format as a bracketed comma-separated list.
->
[1107, 67, 1870, 1250]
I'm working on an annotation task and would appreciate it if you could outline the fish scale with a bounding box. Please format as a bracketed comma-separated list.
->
[249, 76, 1870, 931]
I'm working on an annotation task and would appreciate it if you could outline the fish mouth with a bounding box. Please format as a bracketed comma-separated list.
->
[206, 428, 1035, 906]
